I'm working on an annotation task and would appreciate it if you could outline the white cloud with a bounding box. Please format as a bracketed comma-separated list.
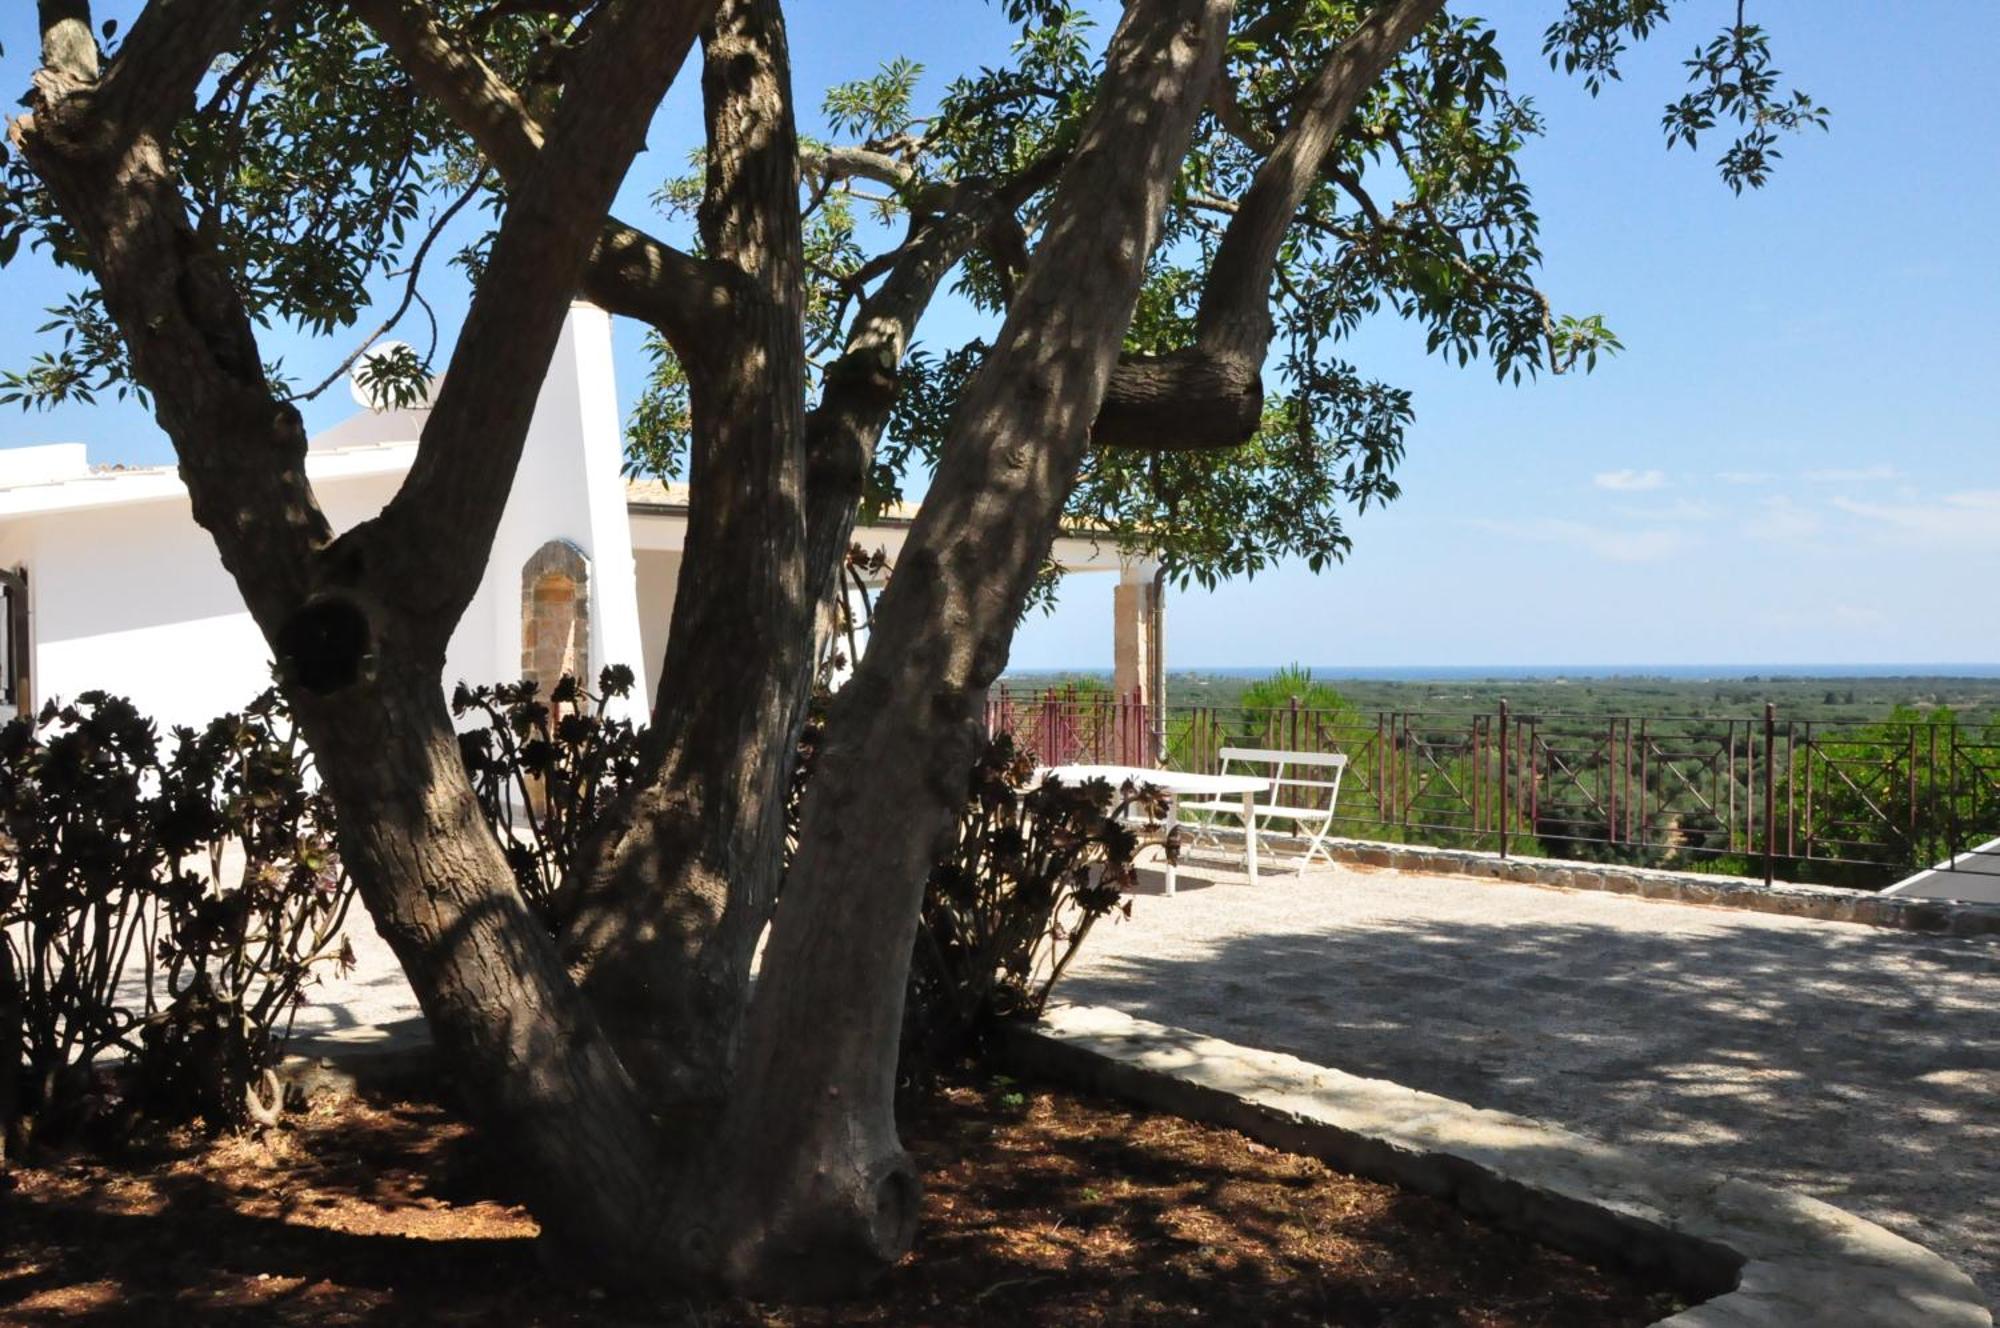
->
[1472, 517, 1687, 563]
[1716, 470, 1777, 486]
[1804, 464, 1901, 484]
[1830, 489, 2000, 552]
[1593, 468, 1668, 492]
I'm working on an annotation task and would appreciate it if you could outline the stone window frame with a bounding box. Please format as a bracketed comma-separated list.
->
[0, 566, 27, 718]
[520, 540, 591, 694]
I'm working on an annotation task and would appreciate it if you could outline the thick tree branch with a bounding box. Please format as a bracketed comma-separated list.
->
[799, 212, 968, 583]
[372, 0, 720, 628]
[1204, 0, 1442, 337]
[92, 0, 261, 132]
[800, 144, 914, 193]
[348, 0, 543, 170]
[37, 0, 99, 82]
[14, 0, 327, 620]
[1092, 0, 1445, 451]
[350, 0, 734, 354]
[554, 0, 814, 1108]
[800, 149, 1069, 590]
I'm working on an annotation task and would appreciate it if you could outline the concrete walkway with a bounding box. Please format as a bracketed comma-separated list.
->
[1060, 855, 2000, 1310]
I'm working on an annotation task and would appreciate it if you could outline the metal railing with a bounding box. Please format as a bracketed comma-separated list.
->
[984, 687, 2000, 890]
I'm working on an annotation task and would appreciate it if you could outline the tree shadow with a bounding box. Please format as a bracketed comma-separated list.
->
[1059, 896, 1999, 1304]
[1, 1076, 1674, 1327]
[0, 1176, 534, 1324]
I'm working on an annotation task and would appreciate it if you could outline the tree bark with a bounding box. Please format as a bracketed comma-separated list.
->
[696, 0, 1235, 1297]
[558, 0, 814, 1116]
[1092, 344, 1264, 450]
[289, 660, 671, 1269]
[36, 1, 100, 84]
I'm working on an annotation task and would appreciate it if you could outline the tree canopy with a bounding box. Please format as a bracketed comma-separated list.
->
[6, 2, 1821, 587]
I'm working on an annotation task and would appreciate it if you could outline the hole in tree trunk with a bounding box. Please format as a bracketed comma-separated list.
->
[277, 597, 373, 695]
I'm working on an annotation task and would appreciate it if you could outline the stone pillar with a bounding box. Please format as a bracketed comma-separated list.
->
[1112, 559, 1161, 702]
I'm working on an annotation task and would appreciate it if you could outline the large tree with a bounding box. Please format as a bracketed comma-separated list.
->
[3, 0, 1820, 1297]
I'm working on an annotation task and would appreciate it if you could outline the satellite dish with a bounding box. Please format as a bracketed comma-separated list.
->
[347, 341, 427, 411]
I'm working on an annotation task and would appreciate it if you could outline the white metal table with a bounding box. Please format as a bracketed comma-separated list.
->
[1039, 764, 1273, 895]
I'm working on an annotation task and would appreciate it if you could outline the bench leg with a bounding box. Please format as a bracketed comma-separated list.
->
[1242, 789, 1259, 885]
[1297, 803, 1342, 873]
[1163, 791, 1179, 897]
[1297, 819, 1331, 874]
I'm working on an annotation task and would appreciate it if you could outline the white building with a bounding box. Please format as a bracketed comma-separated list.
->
[0, 304, 1155, 732]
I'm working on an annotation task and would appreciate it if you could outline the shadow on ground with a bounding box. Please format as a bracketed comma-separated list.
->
[0, 1080, 1676, 1326]
[1062, 874, 1999, 1307]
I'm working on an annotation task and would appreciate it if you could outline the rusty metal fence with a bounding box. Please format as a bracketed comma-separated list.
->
[983, 687, 2000, 890]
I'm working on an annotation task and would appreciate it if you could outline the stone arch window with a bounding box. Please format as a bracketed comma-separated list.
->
[521, 540, 590, 698]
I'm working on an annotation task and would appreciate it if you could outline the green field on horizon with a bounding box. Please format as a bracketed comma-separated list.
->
[997, 669, 2000, 727]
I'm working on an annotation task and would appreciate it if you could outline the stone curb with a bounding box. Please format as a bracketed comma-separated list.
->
[1000, 1005, 1992, 1328]
[1312, 838, 2000, 937]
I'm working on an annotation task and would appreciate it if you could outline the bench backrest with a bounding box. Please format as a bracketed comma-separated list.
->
[1215, 746, 1347, 809]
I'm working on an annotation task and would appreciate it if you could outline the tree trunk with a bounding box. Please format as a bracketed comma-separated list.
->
[559, 0, 815, 1117]
[694, 0, 1234, 1297]
[14, 0, 715, 1277]
[15, 0, 1464, 1303]
[288, 655, 673, 1271]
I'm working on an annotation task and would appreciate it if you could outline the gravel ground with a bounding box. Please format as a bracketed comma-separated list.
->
[1060, 853, 2000, 1311]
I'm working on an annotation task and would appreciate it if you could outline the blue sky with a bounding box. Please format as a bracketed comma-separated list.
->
[3, 2, 1996, 670]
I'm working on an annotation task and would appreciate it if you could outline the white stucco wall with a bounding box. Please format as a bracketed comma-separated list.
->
[466, 302, 649, 721]
[2, 468, 404, 729]
[0, 443, 89, 487]
[8, 503, 269, 725]
[2, 304, 648, 733]
[633, 548, 681, 701]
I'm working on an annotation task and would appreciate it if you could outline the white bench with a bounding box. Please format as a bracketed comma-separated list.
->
[1178, 746, 1346, 873]
[1039, 764, 1274, 891]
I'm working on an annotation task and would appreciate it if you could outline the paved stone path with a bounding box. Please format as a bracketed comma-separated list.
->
[1060, 855, 2000, 1309]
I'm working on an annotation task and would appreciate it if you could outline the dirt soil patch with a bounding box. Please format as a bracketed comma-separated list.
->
[1, 1075, 1684, 1326]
